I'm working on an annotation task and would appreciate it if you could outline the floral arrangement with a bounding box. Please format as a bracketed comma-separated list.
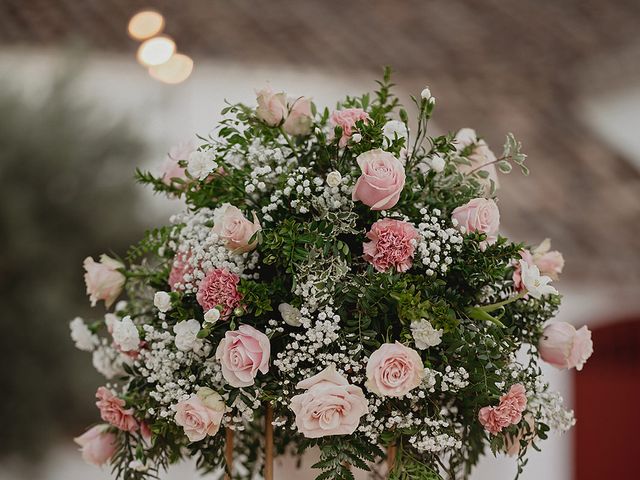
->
[70, 70, 593, 480]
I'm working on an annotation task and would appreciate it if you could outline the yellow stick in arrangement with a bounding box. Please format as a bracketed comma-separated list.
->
[224, 427, 234, 480]
[264, 403, 274, 480]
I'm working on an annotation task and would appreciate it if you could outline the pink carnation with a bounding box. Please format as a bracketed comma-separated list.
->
[363, 219, 419, 273]
[479, 383, 527, 435]
[168, 251, 196, 292]
[330, 108, 370, 147]
[95, 387, 138, 433]
[196, 268, 242, 317]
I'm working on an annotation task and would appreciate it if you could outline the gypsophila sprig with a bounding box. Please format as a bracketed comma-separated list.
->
[72, 69, 592, 480]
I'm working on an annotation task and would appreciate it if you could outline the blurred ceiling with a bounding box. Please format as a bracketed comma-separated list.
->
[1, 0, 640, 286]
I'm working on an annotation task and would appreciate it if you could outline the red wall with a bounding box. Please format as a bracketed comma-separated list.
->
[574, 318, 640, 480]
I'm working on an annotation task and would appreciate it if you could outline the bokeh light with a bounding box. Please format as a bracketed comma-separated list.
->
[148, 53, 194, 84]
[136, 36, 176, 67]
[128, 10, 165, 40]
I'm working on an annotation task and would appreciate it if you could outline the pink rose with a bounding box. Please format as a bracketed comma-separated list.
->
[168, 250, 196, 292]
[161, 140, 197, 186]
[83, 254, 126, 308]
[455, 128, 499, 195]
[213, 204, 261, 253]
[215, 324, 270, 387]
[451, 198, 500, 244]
[352, 149, 406, 210]
[175, 388, 225, 442]
[479, 384, 527, 435]
[539, 322, 593, 371]
[330, 108, 370, 147]
[256, 87, 288, 126]
[365, 342, 424, 397]
[363, 218, 419, 272]
[196, 268, 242, 317]
[95, 387, 138, 433]
[74, 424, 117, 466]
[283, 96, 313, 136]
[290, 365, 368, 438]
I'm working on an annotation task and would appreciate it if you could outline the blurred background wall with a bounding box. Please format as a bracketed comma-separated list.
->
[1, 1, 639, 479]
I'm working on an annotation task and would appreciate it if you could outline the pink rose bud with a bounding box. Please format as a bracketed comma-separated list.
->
[83, 254, 126, 308]
[330, 108, 370, 147]
[174, 388, 225, 442]
[160, 140, 196, 186]
[212, 204, 261, 253]
[74, 424, 117, 466]
[290, 365, 368, 438]
[365, 342, 425, 397]
[352, 149, 406, 211]
[215, 325, 270, 387]
[539, 322, 593, 371]
[256, 87, 288, 126]
[451, 198, 500, 244]
[283, 96, 313, 136]
[363, 218, 419, 272]
[95, 387, 138, 433]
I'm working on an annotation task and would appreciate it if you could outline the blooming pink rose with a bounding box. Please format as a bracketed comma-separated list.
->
[352, 149, 406, 210]
[175, 388, 225, 442]
[168, 250, 196, 292]
[215, 324, 270, 387]
[196, 268, 242, 317]
[451, 198, 500, 244]
[256, 87, 288, 126]
[497, 384, 527, 425]
[74, 424, 117, 466]
[365, 342, 424, 397]
[161, 140, 197, 186]
[455, 128, 499, 195]
[478, 406, 510, 435]
[283, 96, 313, 136]
[330, 108, 370, 147]
[479, 384, 527, 435]
[539, 322, 593, 371]
[213, 204, 261, 253]
[83, 254, 126, 308]
[290, 365, 368, 438]
[363, 219, 419, 272]
[95, 387, 138, 433]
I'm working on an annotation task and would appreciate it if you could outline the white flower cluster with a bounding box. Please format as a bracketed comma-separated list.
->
[69, 317, 98, 352]
[92, 339, 126, 379]
[415, 208, 463, 276]
[168, 208, 259, 293]
[529, 386, 576, 433]
[439, 366, 470, 393]
[410, 319, 443, 349]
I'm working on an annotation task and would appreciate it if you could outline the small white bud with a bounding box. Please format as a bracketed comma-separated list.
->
[326, 171, 342, 188]
[351, 133, 362, 144]
[430, 154, 446, 173]
[153, 291, 172, 313]
[204, 308, 221, 324]
[421, 87, 432, 100]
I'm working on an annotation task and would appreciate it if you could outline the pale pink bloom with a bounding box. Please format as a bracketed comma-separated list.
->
[168, 251, 196, 292]
[352, 149, 406, 210]
[478, 406, 510, 435]
[504, 414, 535, 457]
[290, 365, 368, 438]
[256, 87, 288, 126]
[455, 128, 499, 195]
[74, 424, 117, 466]
[330, 108, 370, 147]
[539, 322, 593, 371]
[215, 324, 270, 387]
[83, 255, 126, 308]
[95, 387, 138, 433]
[283, 96, 313, 136]
[451, 198, 500, 244]
[196, 268, 242, 317]
[531, 239, 564, 280]
[212, 204, 261, 253]
[174, 389, 225, 442]
[512, 249, 534, 291]
[363, 218, 419, 272]
[497, 384, 528, 425]
[161, 140, 197, 186]
[365, 342, 424, 397]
